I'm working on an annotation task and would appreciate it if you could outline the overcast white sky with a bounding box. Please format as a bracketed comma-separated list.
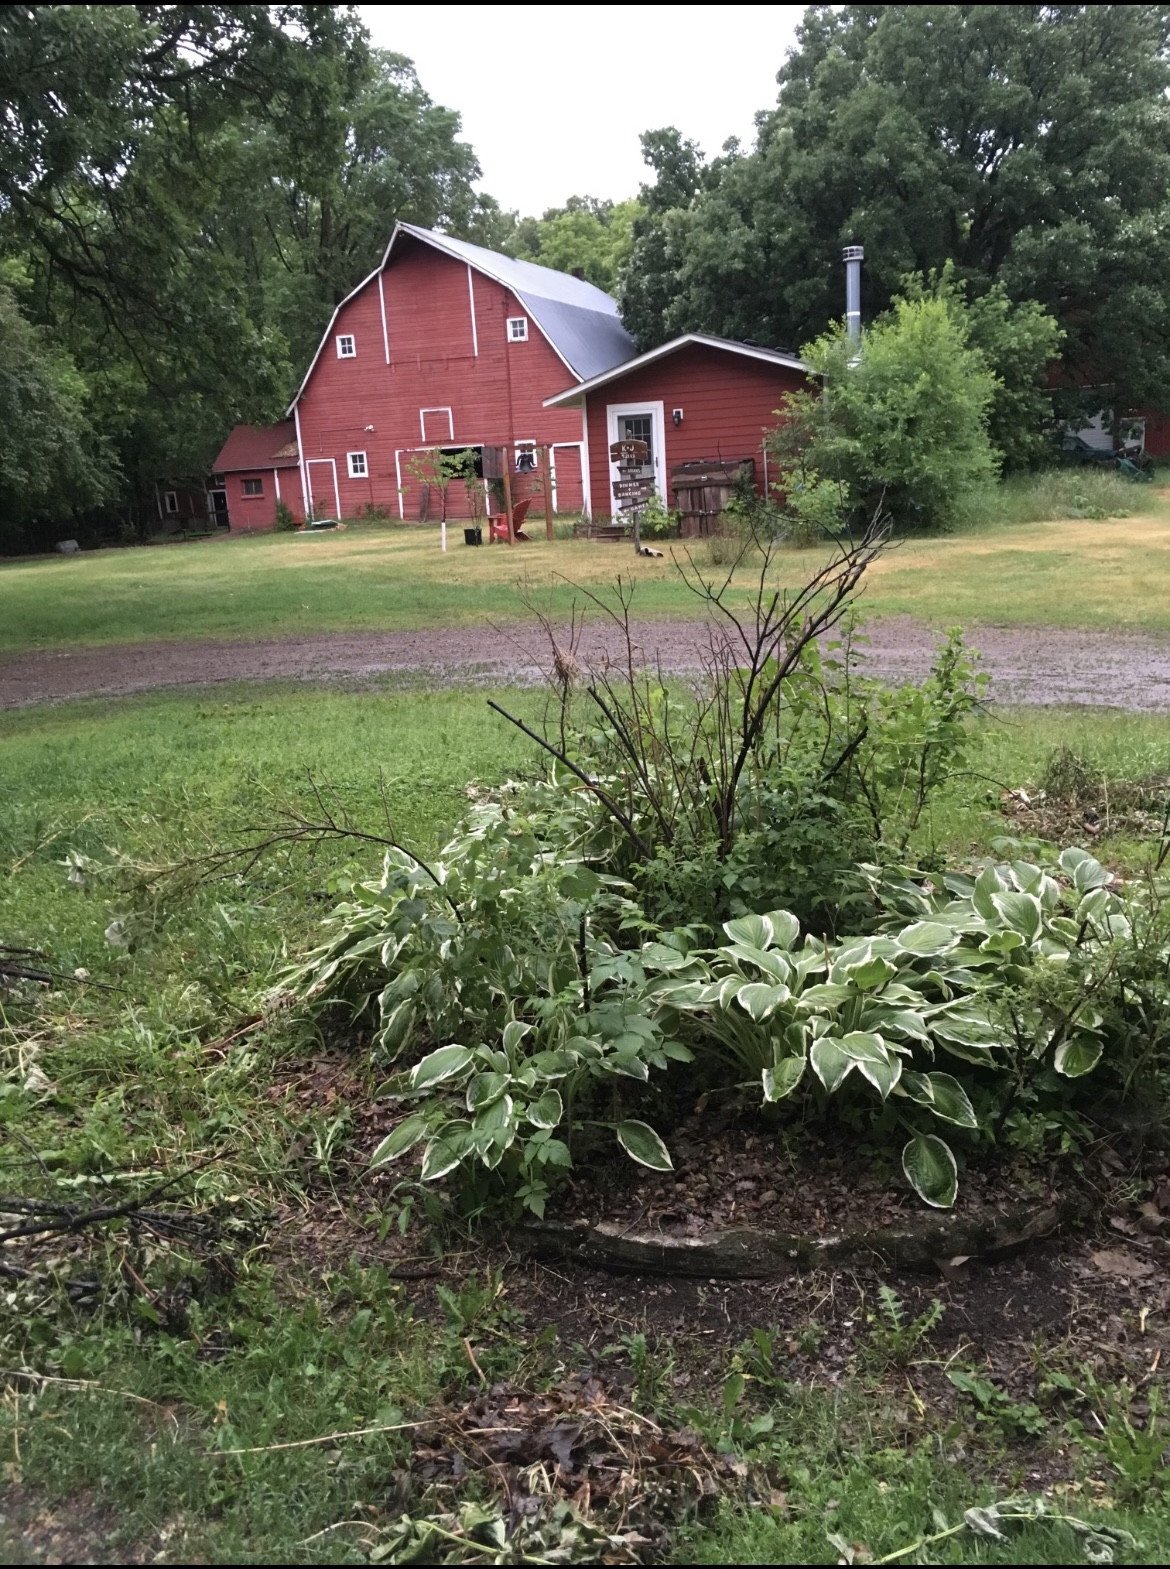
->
[359, 4, 805, 214]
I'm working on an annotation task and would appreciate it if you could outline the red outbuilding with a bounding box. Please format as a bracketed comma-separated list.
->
[211, 421, 304, 532]
[544, 334, 810, 533]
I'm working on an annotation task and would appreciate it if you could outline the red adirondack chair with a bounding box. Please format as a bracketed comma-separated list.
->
[488, 497, 534, 543]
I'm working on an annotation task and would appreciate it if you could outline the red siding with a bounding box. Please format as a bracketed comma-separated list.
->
[295, 236, 587, 522]
[581, 344, 808, 519]
[227, 469, 305, 532]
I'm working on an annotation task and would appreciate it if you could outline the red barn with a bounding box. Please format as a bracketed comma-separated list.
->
[544, 334, 810, 533]
[214, 224, 636, 531]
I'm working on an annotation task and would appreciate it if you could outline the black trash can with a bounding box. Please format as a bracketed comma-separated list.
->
[463, 526, 482, 546]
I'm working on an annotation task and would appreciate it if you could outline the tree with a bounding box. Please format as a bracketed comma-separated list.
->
[503, 196, 641, 294]
[774, 292, 999, 535]
[0, 7, 497, 536]
[0, 283, 112, 550]
[620, 129, 708, 349]
[628, 5, 1170, 419]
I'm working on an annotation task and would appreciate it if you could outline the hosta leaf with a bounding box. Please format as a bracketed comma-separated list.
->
[896, 921, 960, 958]
[723, 945, 792, 981]
[735, 981, 792, 1022]
[410, 1044, 473, 1090]
[1054, 1035, 1104, 1078]
[857, 1053, 902, 1099]
[972, 864, 1007, 921]
[379, 998, 417, 1056]
[809, 1037, 854, 1093]
[528, 1088, 564, 1128]
[762, 1055, 806, 1102]
[1059, 847, 1109, 892]
[616, 1120, 673, 1171]
[1075, 888, 1111, 926]
[421, 1127, 471, 1182]
[641, 941, 696, 971]
[763, 910, 801, 951]
[837, 1030, 890, 1063]
[722, 913, 774, 949]
[903, 1070, 978, 1128]
[370, 1113, 430, 1168]
[873, 1008, 931, 1042]
[502, 1020, 533, 1056]
[979, 928, 1025, 955]
[472, 1094, 514, 1133]
[991, 891, 1043, 942]
[902, 1134, 958, 1208]
[849, 955, 898, 991]
[466, 1072, 509, 1112]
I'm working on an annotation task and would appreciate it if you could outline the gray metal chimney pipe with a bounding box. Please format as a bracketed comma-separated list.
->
[843, 244, 864, 340]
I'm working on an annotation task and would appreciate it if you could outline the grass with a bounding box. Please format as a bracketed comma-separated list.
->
[3, 683, 1170, 1561]
[962, 467, 1146, 529]
[5, 489, 1170, 654]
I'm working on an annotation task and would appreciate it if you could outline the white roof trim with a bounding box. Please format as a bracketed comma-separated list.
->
[542, 333, 810, 408]
[286, 222, 590, 414]
[285, 263, 383, 415]
[384, 223, 580, 381]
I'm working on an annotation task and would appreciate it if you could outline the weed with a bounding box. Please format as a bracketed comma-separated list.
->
[947, 1368, 1048, 1439]
[864, 1287, 945, 1369]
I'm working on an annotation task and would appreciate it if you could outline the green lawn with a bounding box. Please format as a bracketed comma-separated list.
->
[3, 683, 1170, 1561]
[4, 498, 1170, 653]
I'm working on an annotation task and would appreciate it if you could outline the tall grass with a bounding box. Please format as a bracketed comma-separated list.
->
[961, 467, 1144, 529]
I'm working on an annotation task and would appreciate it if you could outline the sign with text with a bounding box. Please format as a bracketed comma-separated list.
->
[609, 438, 650, 466]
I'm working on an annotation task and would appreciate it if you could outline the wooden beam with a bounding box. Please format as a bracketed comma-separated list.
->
[540, 445, 554, 541]
[501, 449, 514, 545]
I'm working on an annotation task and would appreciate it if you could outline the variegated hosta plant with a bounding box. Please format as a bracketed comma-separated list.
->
[643, 848, 1133, 1208]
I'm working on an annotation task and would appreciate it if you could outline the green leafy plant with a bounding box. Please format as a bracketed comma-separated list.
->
[273, 499, 297, 532]
[864, 1286, 944, 1368]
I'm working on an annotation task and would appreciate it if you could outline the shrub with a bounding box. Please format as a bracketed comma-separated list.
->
[771, 292, 999, 534]
[273, 499, 297, 532]
[636, 495, 680, 539]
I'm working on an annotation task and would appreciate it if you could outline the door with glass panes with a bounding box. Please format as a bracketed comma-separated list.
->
[606, 402, 665, 504]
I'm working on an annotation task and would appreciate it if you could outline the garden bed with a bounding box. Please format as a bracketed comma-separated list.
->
[526, 1117, 1090, 1277]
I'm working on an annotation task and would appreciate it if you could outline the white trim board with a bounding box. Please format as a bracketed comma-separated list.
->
[420, 407, 455, 442]
[545, 333, 810, 408]
[306, 457, 340, 520]
[606, 401, 666, 505]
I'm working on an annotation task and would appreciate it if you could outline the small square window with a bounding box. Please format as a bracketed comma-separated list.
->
[507, 316, 528, 343]
[242, 478, 263, 497]
[336, 334, 356, 358]
[347, 451, 368, 479]
[163, 491, 179, 514]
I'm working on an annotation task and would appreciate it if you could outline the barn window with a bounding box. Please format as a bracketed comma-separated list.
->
[507, 316, 528, 343]
[336, 334, 356, 358]
[242, 478, 263, 497]
[347, 451, 368, 479]
[163, 491, 179, 514]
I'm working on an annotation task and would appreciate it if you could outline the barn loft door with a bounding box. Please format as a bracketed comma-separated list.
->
[671, 458, 756, 537]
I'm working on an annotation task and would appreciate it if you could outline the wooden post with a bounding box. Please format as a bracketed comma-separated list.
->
[541, 445, 554, 541]
[501, 448, 514, 545]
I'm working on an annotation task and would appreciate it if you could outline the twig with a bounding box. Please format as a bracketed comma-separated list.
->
[2, 1369, 179, 1425]
[463, 1337, 487, 1387]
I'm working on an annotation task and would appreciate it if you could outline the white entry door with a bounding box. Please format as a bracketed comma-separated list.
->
[606, 401, 666, 505]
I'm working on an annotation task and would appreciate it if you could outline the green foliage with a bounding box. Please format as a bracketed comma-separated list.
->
[636, 494, 681, 539]
[272, 499, 297, 533]
[503, 195, 642, 294]
[962, 468, 1138, 529]
[778, 293, 1000, 535]
[0, 285, 113, 549]
[623, 4, 1170, 429]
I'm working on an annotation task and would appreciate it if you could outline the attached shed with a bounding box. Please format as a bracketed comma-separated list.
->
[544, 334, 810, 532]
[212, 421, 304, 532]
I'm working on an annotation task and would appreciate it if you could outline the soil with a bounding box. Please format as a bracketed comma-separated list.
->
[5, 615, 1170, 710]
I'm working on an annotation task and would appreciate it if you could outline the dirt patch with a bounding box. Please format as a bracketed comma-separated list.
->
[5, 616, 1170, 711]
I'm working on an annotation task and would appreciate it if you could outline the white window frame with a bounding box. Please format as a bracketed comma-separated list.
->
[163, 490, 179, 514]
[506, 316, 529, 343]
[420, 406, 454, 443]
[606, 401, 666, 504]
[241, 476, 264, 497]
[347, 451, 368, 479]
[336, 333, 356, 359]
[514, 439, 537, 473]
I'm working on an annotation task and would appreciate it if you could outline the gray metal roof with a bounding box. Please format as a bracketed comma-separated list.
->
[544, 333, 811, 407]
[391, 224, 635, 381]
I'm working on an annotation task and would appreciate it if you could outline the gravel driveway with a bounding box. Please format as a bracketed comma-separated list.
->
[3, 616, 1170, 711]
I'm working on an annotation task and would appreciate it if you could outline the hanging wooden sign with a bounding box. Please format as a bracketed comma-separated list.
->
[609, 438, 650, 465]
[612, 477, 656, 501]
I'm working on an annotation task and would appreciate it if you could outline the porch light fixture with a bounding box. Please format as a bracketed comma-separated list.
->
[672, 408, 684, 426]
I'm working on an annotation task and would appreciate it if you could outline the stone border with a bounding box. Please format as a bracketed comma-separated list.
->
[520, 1198, 1082, 1278]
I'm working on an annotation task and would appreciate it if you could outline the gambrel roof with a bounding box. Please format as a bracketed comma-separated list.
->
[286, 223, 636, 414]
